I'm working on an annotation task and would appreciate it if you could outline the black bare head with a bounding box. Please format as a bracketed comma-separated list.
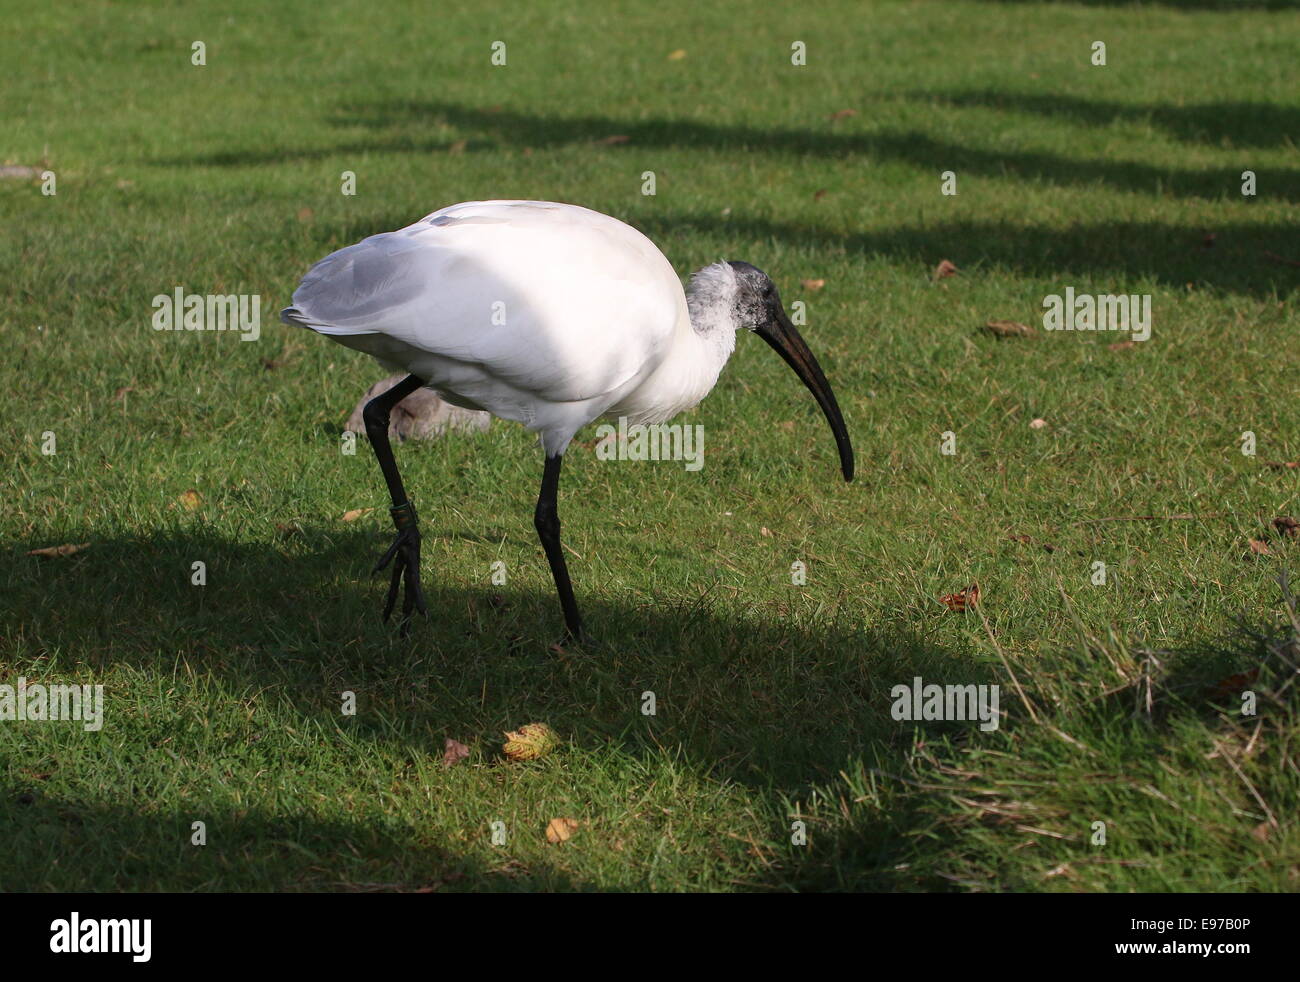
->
[725, 260, 854, 482]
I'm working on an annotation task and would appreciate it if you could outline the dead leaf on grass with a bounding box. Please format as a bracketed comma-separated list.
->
[983, 320, 1034, 338]
[939, 583, 980, 611]
[933, 259, 959, 280]
[442, 738, 470, 767]
[546, 817, 579, 844]
[27, 543, 90, 558]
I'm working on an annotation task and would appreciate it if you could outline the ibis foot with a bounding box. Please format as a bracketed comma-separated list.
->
[374, 503, 428, 633]
[556, 625, 593, 650]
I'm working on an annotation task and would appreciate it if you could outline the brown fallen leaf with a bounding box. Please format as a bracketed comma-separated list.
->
[1252, 821, 1272, 843]
[983, 319, 1035, 338]
[667, 49, 687, 60]
[296, 207, 314, 223]
[27, 543, 90, 558]
[275, 522, 303, 540]
[442, 738, 470, 767]
[593, 134, 630, 146]
[545, 817, 579, 844]
[113, 385, 135, 401]
[939, 583, 980, 611]
[447, 139, 468, 154]
[801, 278, 826, 291]
[1206, 668, 1258, 701]
[933, 259, 959, 280]
[178, 489, 202, 511]
[341, 508, 373, 522]
[1248, 538, 1270, 556]
[1108, 340, 1136, 351]
[760, 526, 773, 537]
[828, 109, 857, 121]
[1273, 516, 1299, 537]
[1029, 418, 1047, 430]
[1263, 461, 1300, 471]
[813, 188, 827, 201]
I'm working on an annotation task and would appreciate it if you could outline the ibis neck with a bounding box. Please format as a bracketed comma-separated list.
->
[676, 268, 742, 409]
[610, 302, 736, 426]
[604, 265, 741, 425]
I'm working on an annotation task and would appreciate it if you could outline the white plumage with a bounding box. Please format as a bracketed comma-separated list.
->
[283, 200, 736, 454]
[282, 200, 851, 640]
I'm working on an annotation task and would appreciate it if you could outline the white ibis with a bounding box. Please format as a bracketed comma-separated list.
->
[282, 200, 853, 641]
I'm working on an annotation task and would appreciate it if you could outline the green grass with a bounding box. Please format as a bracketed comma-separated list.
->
[2, 0, 1298, 891]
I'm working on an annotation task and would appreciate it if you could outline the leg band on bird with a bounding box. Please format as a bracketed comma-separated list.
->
[390, 500, 418, 531]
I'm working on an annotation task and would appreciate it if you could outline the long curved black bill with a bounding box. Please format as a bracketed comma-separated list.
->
[754, 311, 855, 482]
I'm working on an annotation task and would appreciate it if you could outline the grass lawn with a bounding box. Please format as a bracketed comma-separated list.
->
[2, 0, 1298, 891]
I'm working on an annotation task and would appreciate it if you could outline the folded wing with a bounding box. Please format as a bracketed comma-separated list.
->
[282, 201, 687, 406]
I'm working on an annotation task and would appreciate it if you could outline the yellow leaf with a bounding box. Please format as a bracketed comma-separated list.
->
[667, 49, 686, 60]
[503, 722, 559, 761]
[179, 489, 202, 511]
[546, 817, 579, 843]
[341, 508, 373, 522]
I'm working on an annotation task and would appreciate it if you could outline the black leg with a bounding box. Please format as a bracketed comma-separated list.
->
[362, 374, 428, 631]
[534, 453, 586, 643]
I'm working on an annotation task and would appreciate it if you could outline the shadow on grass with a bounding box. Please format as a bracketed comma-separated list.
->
[0, 796, 583, 892]
[159, 100, 1300, 207]
[6, 529, 1294, 890]
[247, 99, 1300, 299]
[912, 91, 1300, 149]
[4, 526, 989, 890]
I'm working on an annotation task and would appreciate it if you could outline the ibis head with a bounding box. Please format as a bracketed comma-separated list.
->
[725, 261, 855, 483]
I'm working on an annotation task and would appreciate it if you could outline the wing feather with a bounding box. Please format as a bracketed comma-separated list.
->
[282, 201, 686, 405]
